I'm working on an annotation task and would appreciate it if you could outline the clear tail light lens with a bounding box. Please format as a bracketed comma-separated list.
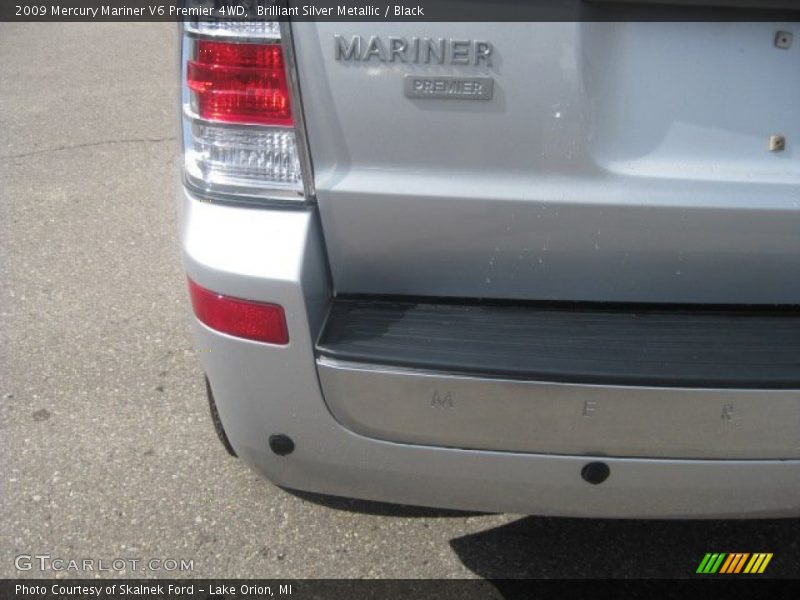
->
[185, 20, 281, 40]
[181, 20, 310, 203]
[186, 123, 302, 193]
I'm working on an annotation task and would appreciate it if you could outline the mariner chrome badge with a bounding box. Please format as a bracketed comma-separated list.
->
[335, 34, 495, 101]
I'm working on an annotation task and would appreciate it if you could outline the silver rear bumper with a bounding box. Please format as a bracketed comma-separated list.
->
[180, 191, 800, 517]
[317, 358, 800, 460]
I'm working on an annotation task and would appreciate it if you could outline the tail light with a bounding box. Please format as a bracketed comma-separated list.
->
[181, 17, 312, 204]
[187, 40, 293, 126]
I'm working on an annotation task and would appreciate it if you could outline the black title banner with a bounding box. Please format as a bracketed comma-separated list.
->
[3, 0, 800, 22]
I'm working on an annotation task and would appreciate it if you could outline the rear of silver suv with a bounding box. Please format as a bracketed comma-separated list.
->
[178, 17, 800, 517]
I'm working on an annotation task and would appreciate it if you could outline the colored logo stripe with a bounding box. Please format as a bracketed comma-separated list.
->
[744, 553, 773, 574]
[697, 553, 773, 574]
[697, 553, 726, 574]
[720, 553, 749, 574]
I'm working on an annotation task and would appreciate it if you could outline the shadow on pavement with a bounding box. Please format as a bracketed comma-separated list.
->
[282, 487, 488, 518]
[450, 516, 800, 582]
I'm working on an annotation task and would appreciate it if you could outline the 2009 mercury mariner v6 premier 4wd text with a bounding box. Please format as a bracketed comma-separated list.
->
[178, 13, 800, 518]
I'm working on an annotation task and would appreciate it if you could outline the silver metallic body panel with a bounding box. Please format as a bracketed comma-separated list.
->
[317, 358, 800, 459]
[293, 22, 800, 303]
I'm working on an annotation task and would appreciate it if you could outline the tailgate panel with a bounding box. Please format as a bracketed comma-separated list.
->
[293, 22, 800, 303]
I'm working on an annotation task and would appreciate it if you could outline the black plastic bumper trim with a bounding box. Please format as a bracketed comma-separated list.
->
[316, 298, 800, 389]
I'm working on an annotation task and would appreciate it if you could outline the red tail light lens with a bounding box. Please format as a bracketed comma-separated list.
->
[187, 40, 292, 126]
[188, 278, 289, 345]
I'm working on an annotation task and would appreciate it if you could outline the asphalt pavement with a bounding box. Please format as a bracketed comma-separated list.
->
[1, 22, 799, 581]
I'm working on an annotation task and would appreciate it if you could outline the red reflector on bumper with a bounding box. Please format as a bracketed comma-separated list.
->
[188, 278, 289, 345]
